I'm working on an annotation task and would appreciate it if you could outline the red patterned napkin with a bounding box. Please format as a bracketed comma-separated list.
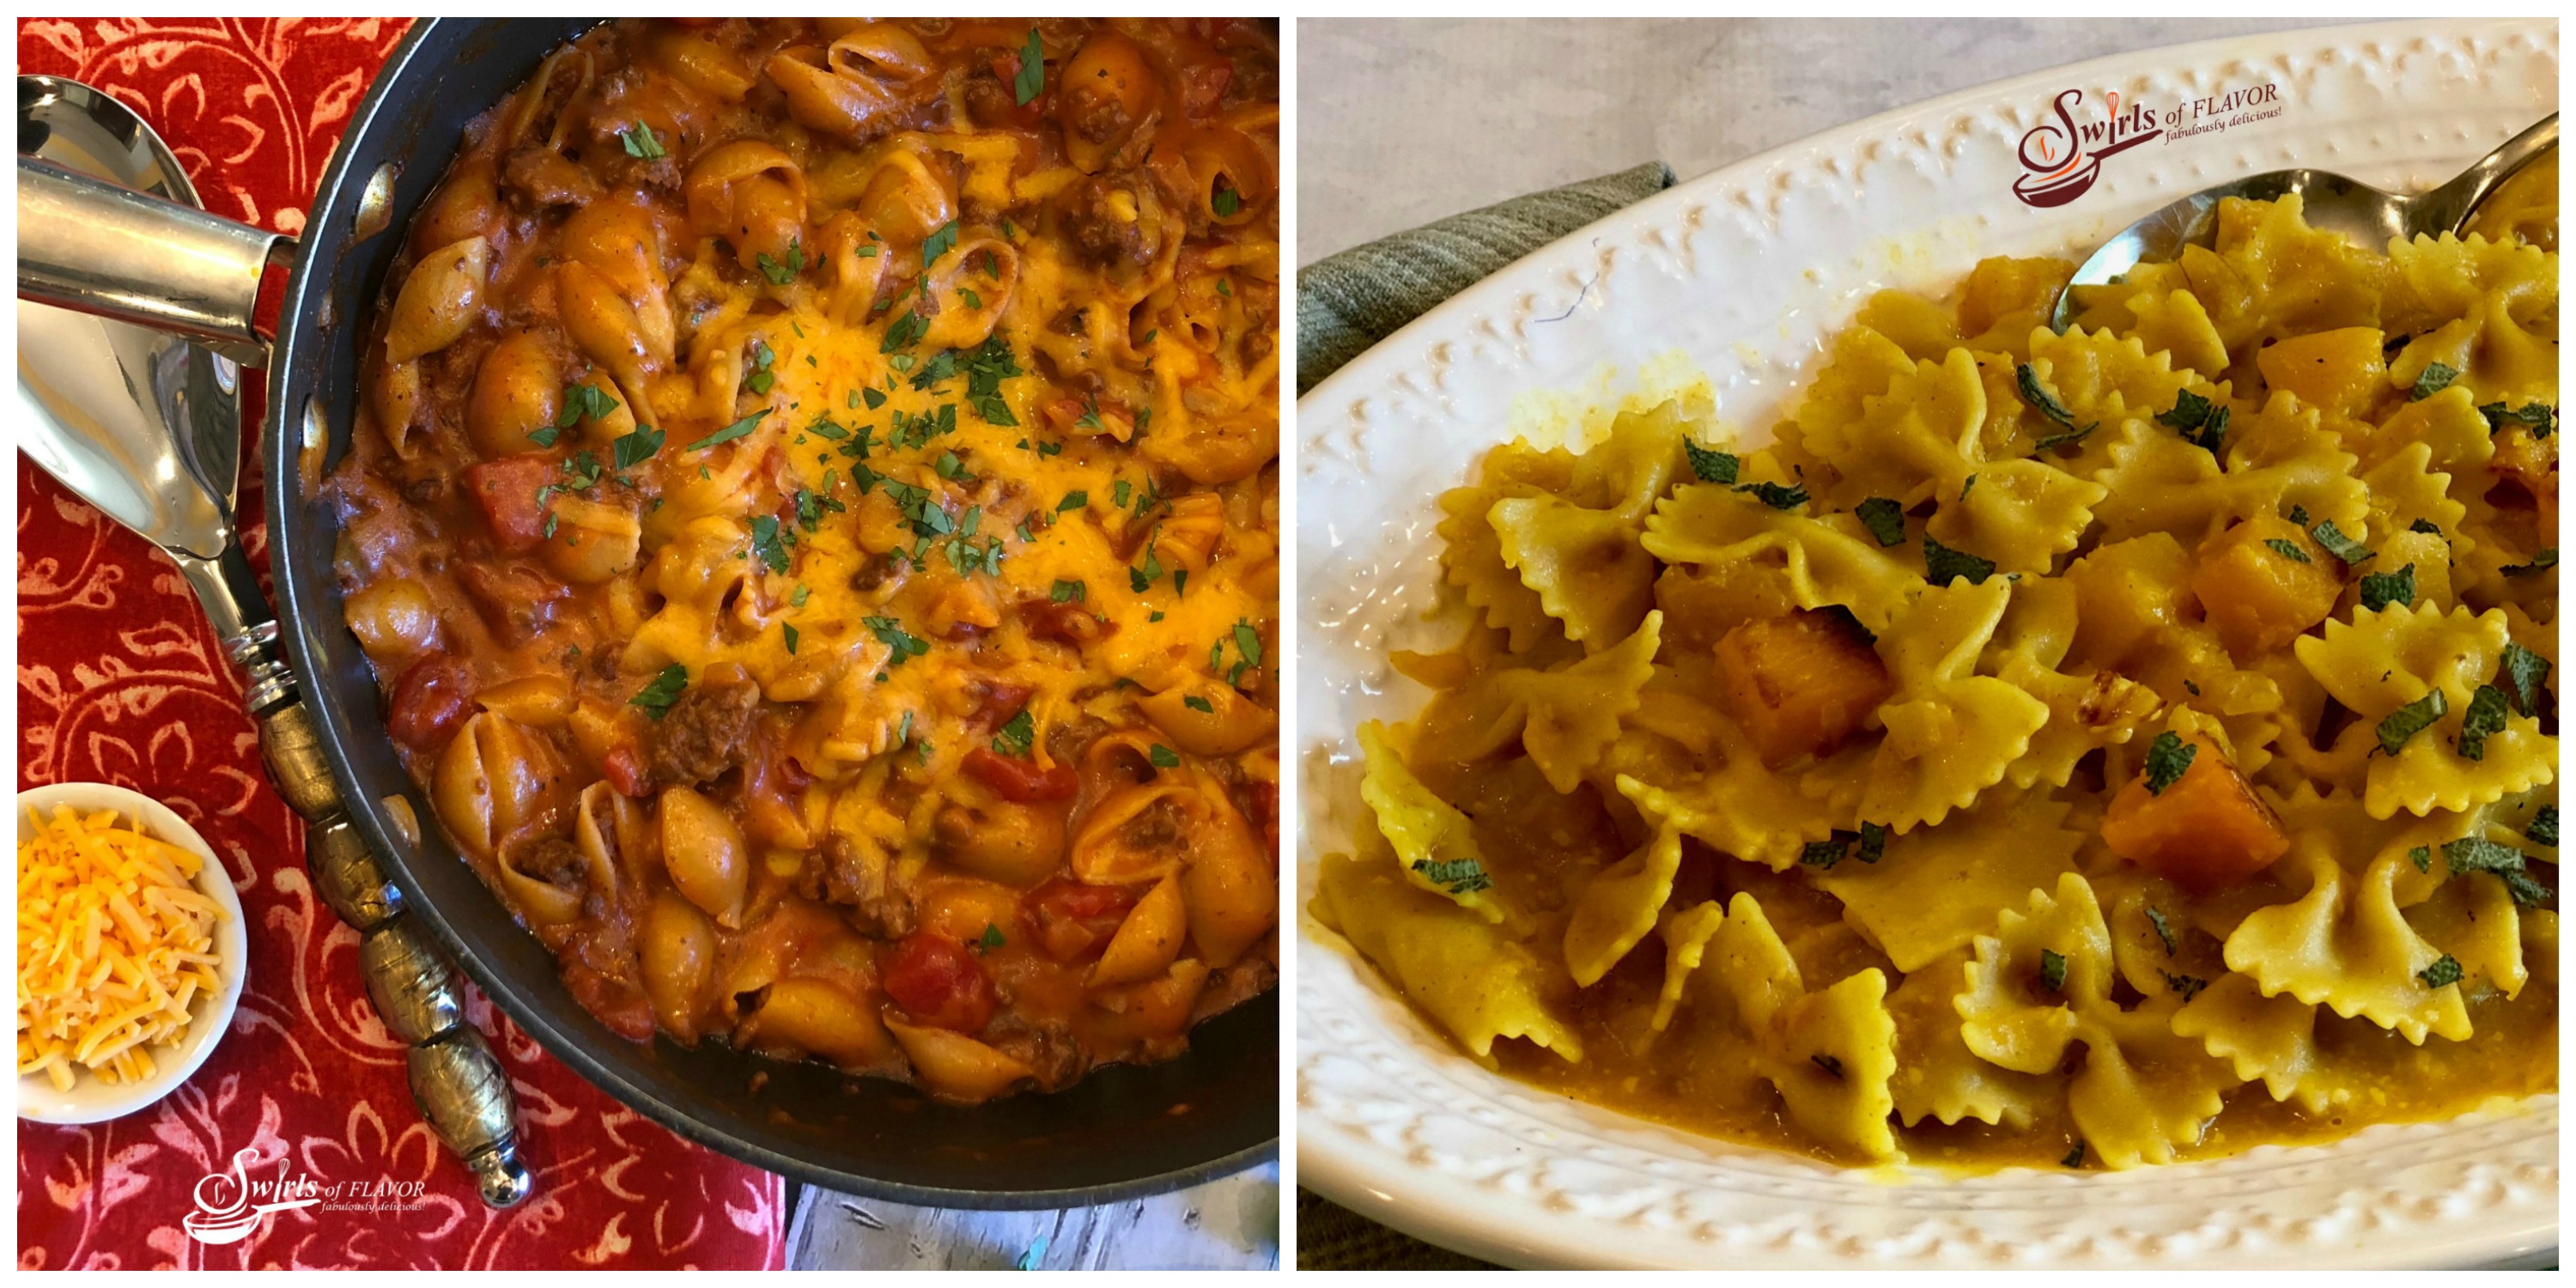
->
[16, 18, 785, 1270]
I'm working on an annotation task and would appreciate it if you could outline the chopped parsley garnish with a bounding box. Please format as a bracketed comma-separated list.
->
[2498, 643, 2550, 717]
[556, 380, 621, 431]
[2038, 949, 2069, 992]
[2160, 969, 2208, 1002]
[747, 514, 792, 573]
[686, 411, 764, 453]
[2142, 731, 2196, 795]
[2478, 400, 2555, 436]
[862, 386, 888, 410]
[2454, 684, 2510, 761]
[1960, 475, 1978, 501]
[1057, 490, 1089, 513]
[618, 122, 666, 160]
[2411, 518, 2444, 535]
[864, 616, 930, 666]
[2357, 563, 2415, 613]
[2155, 388, 2228, 454]
[1147, 744, 1181, 769]
[2409, 362, 2458, 400]
[2500, 549, 2557, 576]
[1810, 1053, 1844, 1080]
[1012, 27, 1045, 105]
[1855, 496, 1907, 547]
[790, 583, 810, 608]
[782, 623, 799, 654]
[920, 219, 960, 270]
[975, 923, 1005, 954]
[2375, 689, 2448, 756]
[1684, 441, 1739, 484]
[2146, 906, 2178, 956]
[756, 237, 804, 286]
[1923, 533, 1996, 586]
[2262, 538, 2312, 564]
[1050, 579, 1086, 604]
[1074, 392, 1107, 433]
[1183, 695, 1215, 714]
[1411, 857, 1492, 896]
[990, 709, 1036, 757]
[1736, 479, 1807, 510]
[2417, 954, 2464, 988]
[881, 309, 928, 352]
[629, 665, 688, 720]
[2014, 363, 2090, 437]
[1229, 619, 1263, 683]
[1112, 479, 1133, 509]
[1130, 539, 1163, 592]
[2308, 519, 2371, 565]
[611, 424, 664, 471]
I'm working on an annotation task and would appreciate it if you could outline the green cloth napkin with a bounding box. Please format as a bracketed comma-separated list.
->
[1291, 160, 1678, 1272]
[1295, 161, 1678, 394]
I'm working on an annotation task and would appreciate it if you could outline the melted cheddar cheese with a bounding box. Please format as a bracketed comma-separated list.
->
[331, 18, 1278, 1104]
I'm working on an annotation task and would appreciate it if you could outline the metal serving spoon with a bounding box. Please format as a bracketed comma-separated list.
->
[2050, 112, 2558, 331]
[17, 76, 530, 1208]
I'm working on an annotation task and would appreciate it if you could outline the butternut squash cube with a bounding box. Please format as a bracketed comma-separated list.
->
[2256, 327, 2388, 420]
[2066, 533, 2190, 669]
[2190, 515, 2342, 656]
[2099, 733, 2287, 890]
[1713, 609, 1893, 766]
[1959, 256, 2075, 337]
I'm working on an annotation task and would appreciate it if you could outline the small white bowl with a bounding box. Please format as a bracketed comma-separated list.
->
[15, 782, 248, 1124]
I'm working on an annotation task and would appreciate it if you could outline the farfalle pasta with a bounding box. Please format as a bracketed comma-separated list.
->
[1315, 193, 2556, 1170]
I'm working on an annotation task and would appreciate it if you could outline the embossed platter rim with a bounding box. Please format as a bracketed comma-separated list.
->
[1294, 17, 2558, 1270]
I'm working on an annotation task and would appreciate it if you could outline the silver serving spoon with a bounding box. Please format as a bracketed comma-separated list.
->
[2050, 112, 2557, 331]
[16, 76, 531, 1208]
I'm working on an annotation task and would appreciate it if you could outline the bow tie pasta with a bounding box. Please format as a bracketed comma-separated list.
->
[1315, 192, 2555, 1170]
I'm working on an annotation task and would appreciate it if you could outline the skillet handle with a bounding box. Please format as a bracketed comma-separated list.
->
[15, 155, 291, 368]
[257, 694, 534, 1210]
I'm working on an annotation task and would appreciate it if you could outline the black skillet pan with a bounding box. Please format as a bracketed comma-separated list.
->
[20, 16, 1277, 1209]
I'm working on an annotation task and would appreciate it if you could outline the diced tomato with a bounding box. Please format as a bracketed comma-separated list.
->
[987, 54, 1049, 127]
[462, 453, 558, 555]
[1018, 598, 1115, 646]
[965, 681, 1036, 729]
[963, 747, 1078, 803]
[1022, 876, 1139, 963]
[603, 744, 650, 798]
[386, 653, 476, 752]
[881, 933, 998, 1032]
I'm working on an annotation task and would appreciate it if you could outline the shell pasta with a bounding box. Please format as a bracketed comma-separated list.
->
[1319, 192, 2555, 1170]
[332, 18, 1279, 1103]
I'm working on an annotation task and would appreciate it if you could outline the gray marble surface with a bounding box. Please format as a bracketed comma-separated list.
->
[1299, 17, 2349, 264]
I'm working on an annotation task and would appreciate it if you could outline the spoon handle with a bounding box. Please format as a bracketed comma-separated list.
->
[2415, 112, 2558, 237]
[258, 690, 535, 1211]
[15, 155, 292, 368]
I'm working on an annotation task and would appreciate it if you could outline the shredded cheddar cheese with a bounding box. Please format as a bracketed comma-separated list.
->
[16, 805, 227, 1091]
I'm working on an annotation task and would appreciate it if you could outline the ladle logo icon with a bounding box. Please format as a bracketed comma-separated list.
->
[182, 1146, 323, 1245]
[2014, 87, 2163, 208]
